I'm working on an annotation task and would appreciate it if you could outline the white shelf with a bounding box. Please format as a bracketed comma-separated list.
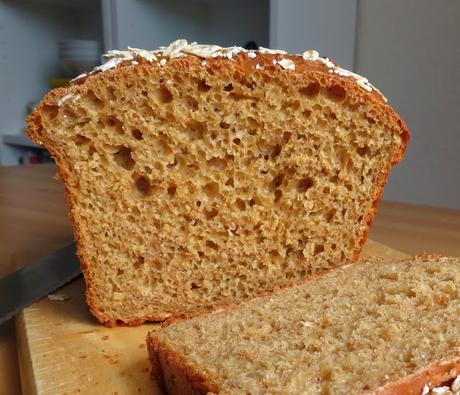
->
[22, 0, 96, 10]
[2, 134, 43, 149]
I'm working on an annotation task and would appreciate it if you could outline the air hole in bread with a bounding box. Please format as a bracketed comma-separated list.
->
[229, 92, 251, 101]
[233, 138, 241, 145]
[187, 121, 205, 140]
[43, 104, 59, 120]
[198, 79, 211, 92]
[203, 182, 219, 198]
[139, 102, 155, 117]
[365, 116, 376, 125]
[154, 162, 164, 173]
[185, 96, 199, 110]
[167, 183, 177, 196]
[134, 176, 151, 196]
[327, 84, 347, 102]
[330, 175, 339, 184]
[86, 90, 104, 109]
[113, 146, 135, 170]
[206, 240, 218, 250]
[105, 86, 116, 101]
[271, 144, 282, 159]
[133, 256, 145, 269]
[220, 121, 230, 129]
[282, 132, 292, 144]
[272, 173, 285, 189]
[297, 177, 314, 193]
[314, 243, 325, 255]
[204, 207, 218, 220]
[63, 107, 77, 120]
[282, 100, 300, 111]
[132, 129, 143, 140]
[225, 178, 234, 187]
[245, 117, 259, 130]
[207, 157, 227, 170]
[274, 189, 282, 202]
[155, 85, 173, 103]
[77, 118, 90, 128]
[357, 146, 370, 156]
[224, 83, 233, 92]
[324, 209, 336, 223]
[299, 82, 320, 97]
[235, 198, 246, 211]
[105, 116, 124, 134]
[380, 271, 398, 281]
[74, 134, 91, 145]
[172, 73, 183, 84]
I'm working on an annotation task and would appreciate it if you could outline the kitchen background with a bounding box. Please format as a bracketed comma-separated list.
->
[0, 0, 458, 209]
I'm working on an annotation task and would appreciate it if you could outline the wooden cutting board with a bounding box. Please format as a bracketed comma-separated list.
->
[16, 240, 407, 395]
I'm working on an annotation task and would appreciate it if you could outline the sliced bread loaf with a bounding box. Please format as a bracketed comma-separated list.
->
[27, 40, 409, 326]
[147, 256, 460, 395]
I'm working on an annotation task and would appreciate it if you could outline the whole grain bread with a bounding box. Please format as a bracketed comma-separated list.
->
[147, 255, 460, 395]
[27, 40, 409, 326]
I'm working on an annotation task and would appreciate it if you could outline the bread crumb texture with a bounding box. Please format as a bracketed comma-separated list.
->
[149, 256, 460, 395]
[27, 40, 408, 325]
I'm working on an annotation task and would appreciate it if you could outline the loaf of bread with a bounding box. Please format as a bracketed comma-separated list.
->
[27, 39, 409, 326]
[147, 255, 460, 395]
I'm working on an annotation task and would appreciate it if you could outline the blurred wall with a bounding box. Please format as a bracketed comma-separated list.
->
[355, 0, 460, 209]
[270, 0, 357, 70]
[0, 1, 98, 134]
[112, 0, 269, 50]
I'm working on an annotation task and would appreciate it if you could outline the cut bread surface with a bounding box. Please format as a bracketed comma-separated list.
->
[27, 41, 409, 325]
[147, 256, 460, 395]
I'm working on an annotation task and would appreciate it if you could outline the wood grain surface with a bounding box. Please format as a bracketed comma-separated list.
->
[1, 164, 459, 395]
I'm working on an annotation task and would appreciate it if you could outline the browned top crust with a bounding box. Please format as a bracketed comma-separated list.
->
[28, 39, 409, 150]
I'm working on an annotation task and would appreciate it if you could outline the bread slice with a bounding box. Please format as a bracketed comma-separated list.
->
[147, 255, 460, 395]
[27, 39, 409, 326]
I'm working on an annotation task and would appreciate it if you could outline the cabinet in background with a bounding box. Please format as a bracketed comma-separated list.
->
[0, 0, 356, 165]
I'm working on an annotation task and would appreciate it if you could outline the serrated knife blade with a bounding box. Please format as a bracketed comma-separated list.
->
[0, 243, 81, 325]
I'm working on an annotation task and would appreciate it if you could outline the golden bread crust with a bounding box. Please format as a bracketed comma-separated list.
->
[371, 358, 460, 395]
[27, 50, 409, 326]
[147, 336, 220, 395]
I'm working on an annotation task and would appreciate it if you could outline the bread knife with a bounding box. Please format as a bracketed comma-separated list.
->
[0, 243, 81, 325]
